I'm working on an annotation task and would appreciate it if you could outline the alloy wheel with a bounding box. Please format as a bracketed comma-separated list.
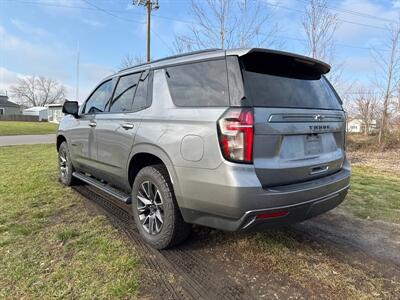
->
[137, 181, 164, 235]
[59, 149, 68, 179]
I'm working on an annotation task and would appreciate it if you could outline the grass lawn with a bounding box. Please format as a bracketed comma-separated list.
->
[0, 121, 58, 136]
[0, 144, 140, 299]
[343, 165, 400, 224]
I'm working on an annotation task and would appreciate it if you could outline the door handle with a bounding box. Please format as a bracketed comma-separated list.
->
[121, 123, 134, 130]
[89, 121, 97, 127]
[310, 165, 329, 175]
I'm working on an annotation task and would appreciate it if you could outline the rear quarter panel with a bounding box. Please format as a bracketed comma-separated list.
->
[132, 69, 227, 207]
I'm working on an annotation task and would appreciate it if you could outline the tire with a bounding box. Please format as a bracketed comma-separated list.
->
[131, 164, 191, 249]
[58, 141, 78, 186]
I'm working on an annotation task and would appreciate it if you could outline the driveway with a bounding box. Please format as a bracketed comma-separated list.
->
[0, 134, 56, 146]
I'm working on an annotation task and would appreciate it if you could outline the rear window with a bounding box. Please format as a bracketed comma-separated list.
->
[241, 54, 341, 110]
[165, 59, 229, 107]
[110, 72, 141, 113]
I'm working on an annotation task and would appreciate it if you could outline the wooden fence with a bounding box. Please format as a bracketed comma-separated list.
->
[0, 115, 41, 122]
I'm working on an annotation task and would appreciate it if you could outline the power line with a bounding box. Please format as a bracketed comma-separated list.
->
[262, 1, 389, 31]
[151, 28, 174, 53]
[4, 0, 195, 25]
[6, 0, 392, 31]
[295, 0, 399, 24]
[2, 0, 391, 53]
[82, 0, 143, 24]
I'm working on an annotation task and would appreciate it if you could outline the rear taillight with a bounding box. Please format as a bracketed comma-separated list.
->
[217, 108, 254, 163]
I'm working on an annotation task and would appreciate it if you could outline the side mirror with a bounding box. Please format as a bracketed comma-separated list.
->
[62, 101, 79, 118]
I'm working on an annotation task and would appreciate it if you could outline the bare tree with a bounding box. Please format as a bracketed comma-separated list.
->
[302, 0, 338, 61]
[302, 0, 343, 88]
[353, 88, 379, 135]
[371, 19, 400, 144]
[10, 76, 66, 107]
[174, 0, 280, 53]
[119, 54, 146, 69]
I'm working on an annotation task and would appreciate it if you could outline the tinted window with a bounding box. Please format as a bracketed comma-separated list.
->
[84, 80, 114, 114]
[132, 71, 149, 111]
[165, 59, 229, 107]
[226, 56, 246, 106]
[110, 72, 141, 113]
[241, 55, 341, 110]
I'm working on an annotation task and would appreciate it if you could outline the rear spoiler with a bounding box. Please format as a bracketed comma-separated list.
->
[237, 48, 331, 76]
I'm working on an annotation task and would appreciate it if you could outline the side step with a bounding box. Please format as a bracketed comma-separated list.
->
[72, 172, 131, 204]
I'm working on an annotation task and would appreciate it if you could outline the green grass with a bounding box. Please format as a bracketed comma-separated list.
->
[0, 144, 140, 299]
[0, 121, 58, 136]
[343, 165, 400, 224]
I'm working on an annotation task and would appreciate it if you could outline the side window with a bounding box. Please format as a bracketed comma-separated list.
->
[110, 72, 141, 113]
[132, 71, 149, 111]
[165, 59, 229, 107]
[84, 80, 113, 114]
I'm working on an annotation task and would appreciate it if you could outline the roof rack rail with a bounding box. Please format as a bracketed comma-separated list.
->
[118, 48, 222, 72]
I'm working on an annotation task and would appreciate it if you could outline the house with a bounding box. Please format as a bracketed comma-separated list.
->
[347, 118, 377, 134]
[22, 106, 48, 121]
[46, 103, 64, 123]
[0, 95, 22, 116]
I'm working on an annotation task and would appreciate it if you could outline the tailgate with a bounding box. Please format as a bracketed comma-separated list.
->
[237, 49, 345, 187]
[253, 108, 345, 187]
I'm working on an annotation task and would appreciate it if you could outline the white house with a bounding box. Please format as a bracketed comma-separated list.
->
[347, 118, 377, 134]
[22, 107, 48, 121]
[46, 103, 64, 123]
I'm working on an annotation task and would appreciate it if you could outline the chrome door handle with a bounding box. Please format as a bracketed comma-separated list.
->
[89, 121, 97, 127]
[121, 123, 134, 130]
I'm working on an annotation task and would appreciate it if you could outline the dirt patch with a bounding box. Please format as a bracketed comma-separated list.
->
[74, 184, 400, 299]
[348, 150, 400, 175]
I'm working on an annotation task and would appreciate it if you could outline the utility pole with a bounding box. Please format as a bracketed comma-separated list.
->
[134, 0, 159, 62]
[76, 41, 80, 102]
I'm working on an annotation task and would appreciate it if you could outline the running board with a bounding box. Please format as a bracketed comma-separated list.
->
[72, 172, 131, 204]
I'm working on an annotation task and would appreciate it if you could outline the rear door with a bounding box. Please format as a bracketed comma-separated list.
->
[94, 70, 150, 187]
[238, 51, 345, 187]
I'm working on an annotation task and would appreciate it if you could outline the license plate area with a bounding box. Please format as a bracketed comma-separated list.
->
[305, 134, 322, 155]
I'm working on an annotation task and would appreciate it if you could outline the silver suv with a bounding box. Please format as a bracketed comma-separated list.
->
[57, 48, 350, 249]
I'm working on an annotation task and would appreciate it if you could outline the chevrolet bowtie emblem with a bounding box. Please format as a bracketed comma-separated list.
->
[314, 114, 324, 121]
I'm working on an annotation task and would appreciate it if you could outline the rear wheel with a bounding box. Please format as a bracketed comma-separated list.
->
[58, 141, 78, 186]
[131, 165, 191, 249]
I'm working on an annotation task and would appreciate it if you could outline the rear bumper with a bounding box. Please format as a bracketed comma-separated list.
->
[176, 158, 350, 231]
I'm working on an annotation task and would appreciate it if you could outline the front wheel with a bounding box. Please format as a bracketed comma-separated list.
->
[131, 165, 191, 249]
[58, 141, 78, 186]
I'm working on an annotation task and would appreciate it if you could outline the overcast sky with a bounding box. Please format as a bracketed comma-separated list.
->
[1, 0, 400, 103]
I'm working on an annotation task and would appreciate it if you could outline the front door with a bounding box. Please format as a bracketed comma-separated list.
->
[68, 113, 96, 171]
[69, 79, 114, 174]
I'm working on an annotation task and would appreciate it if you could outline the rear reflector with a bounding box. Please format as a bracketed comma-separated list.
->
[256, 211, 288, 219]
